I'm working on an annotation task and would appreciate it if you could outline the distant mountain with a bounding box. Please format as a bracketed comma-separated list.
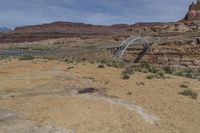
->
[0, 27, 12, 32]
[0, 21, 131, 43]
[14, 21, 130, 33]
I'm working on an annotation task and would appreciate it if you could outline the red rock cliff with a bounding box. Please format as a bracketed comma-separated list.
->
[183, 0, 200, 21]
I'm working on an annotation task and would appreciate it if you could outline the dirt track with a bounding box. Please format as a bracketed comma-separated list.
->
[0, 59, 199, 133]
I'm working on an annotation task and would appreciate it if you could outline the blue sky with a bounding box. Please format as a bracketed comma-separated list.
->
[0, 0, 194, 28]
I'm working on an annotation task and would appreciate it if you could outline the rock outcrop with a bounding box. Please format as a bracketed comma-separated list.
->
[183, 0, 200, 21]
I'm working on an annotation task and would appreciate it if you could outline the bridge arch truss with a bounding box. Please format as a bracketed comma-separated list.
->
[105, 36, 151, 59]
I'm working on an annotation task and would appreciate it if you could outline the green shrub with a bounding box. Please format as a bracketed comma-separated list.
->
[67, 66, 74, 70]
[180, 83, 189, 88]
[162, 66, 175, 74]
[157, 70, 165, 78]
[141, 63, 151, 70]
[123, 74, 130, 80]
[110, 61, 125, 68]
[133, 66, 143, 72]
[90, 61, 95, 64]
[19, 55, 34, 60]
[81, 58, 86, 61]
[186, 69, 193, 74]
[64, 59, 74, 63]
[175, 71, 184, 76]
[179, 89, 198, 99]
[127, 91, 132, 95]
[198, 68, 200, 73]
[148, 66, 159, 73]
[98, 64, 105, 68]
[146, 74, 155, 79]
[122, 72, 130, 80]
[185, 73, 193, 78]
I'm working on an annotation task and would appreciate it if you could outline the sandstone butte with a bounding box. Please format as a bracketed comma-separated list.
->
[183, 0, 200, 21]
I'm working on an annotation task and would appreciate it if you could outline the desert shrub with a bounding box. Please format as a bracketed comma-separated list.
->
[135, 68, 143, 72]
[110, 61, 125, 68]
[180, 83, 189, 88]
[193, 73, 200, 78]
[117, 62, 125, 68]
[136, 82, 145, 86]
[124, 67, 134, 75]
[146, 74, 155, 79]
[185, 73, 193, 78]
[142, 69, 148, 73]
[157, 70, 165, 78]
[98, 64, 105, 68]
[162, 66, 175, 74]
[67, 66, 74, 70]
[122, 72, 130, 80]
[142, 63, 151, 69]
[80, 58, 86, 62]
[64, 59, 74, 63]
[198, 68, 200, 73]
[175, 70, 184, 77]
[123, 74, 130, 80]
[105, 63, 112, 67]
[148, 66, 159, 73]
[89, 60, 95, 64]
[100, 59, 106, 64]
[78, 88, 98, 94]
[185, 69, 193, 74]
[19, 55, 34, 60]
[105, 60, 123, 68]
[132, 65, 143, 72]
[127, 91, 132, 95]
[179, 89, 198, 99]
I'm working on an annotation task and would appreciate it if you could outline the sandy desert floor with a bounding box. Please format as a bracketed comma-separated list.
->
[0, 59, 199, 133]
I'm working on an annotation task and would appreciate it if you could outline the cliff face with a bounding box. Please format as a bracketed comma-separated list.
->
[183, 0, 200, 21]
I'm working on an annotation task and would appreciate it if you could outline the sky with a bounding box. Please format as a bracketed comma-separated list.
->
[0, 0, 195, 28]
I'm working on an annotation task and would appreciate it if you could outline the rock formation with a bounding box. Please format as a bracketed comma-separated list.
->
[0, 21, 131, 43]
[183, 0, 200, 21]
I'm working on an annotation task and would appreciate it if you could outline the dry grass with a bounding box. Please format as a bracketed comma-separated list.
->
[0, 59, 199, 133]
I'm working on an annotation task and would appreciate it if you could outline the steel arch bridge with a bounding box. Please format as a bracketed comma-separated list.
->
[0, 36, 153, 60]
[100, 36, 151, 59]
